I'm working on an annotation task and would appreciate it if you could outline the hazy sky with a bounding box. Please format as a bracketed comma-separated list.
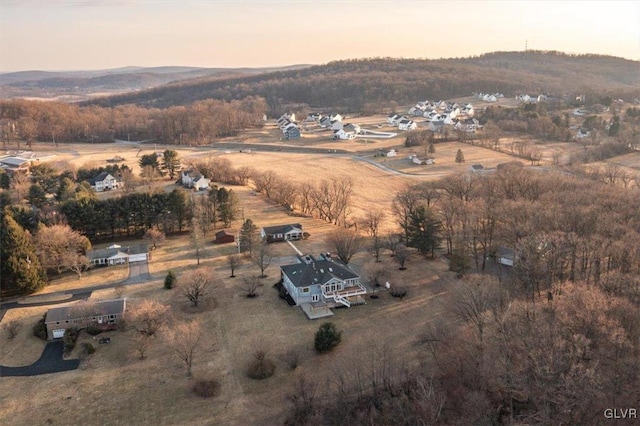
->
[1, 0, 639, 72]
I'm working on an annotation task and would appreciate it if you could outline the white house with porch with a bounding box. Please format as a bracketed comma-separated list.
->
[181, 170, 210, 190]
[280, 253, 366, 312]
[90, 172, 119, 192]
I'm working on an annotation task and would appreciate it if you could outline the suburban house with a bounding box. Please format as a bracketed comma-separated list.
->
[89, 172, 119, 192]
[0, 156, 32, 174]
[428, 120, 448, 134]
[470, 164, 485, 173]
[455, 117, 481, 133]
[87, 244, 149, 266]
[387, 114, 401, 125]
[387, 149, 397, 157]
[330, 113, 343, 122]
[342, 123, 361, 134]
[575, 128, 591, 139]
[45, 299, 127, 340]
[319, 116, 332, 128]
[462, 104, 474, 116]
[423, 110, 439, 121]
[496, 246, 516, 267]
[409, 154, 435, 165]
[277, 117, 291, 128]
[280, 253, 366, 309]
[181, 170, 210, 190]
[398, 119, 417, 131]
[214, 230, 235, 244]
[283, 123, 301, 140]
[261, 223, 303, 243]
[333, 129, 356, 140]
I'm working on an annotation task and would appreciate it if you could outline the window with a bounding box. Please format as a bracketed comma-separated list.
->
[312, 294, 320, 302]
[302, 287, 310, 293]
[109, 315, 116, 320]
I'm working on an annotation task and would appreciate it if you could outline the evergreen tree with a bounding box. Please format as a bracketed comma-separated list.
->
[161, 150, 181, 179]
[164, 270, 177, 289]
[139, 153, 162, 175]
[428, 142, 436, 154]
[0, 171, 10, 190]
[0, 213, 47, 295]
[217, 188, 238, 227]
[239, 218, 259, 255]
[406, 205, 442, 258]
[455, 149, 465, 163]
[27, 183, 47, 208]
[314, 322, 342, 353]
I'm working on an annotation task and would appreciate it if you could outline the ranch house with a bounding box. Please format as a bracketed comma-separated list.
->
[261, 223, 303, 243]
[45, 299, 127, 340]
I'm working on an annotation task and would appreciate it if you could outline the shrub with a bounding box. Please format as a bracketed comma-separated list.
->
[164, 270, 177, 289]
[3, 320, 21, 339]
[192, 378, 221, 398]
[86, 324, 102, 336]
[32, 315, 47, 340]
[63, 328, 79, 354]
[284, 349, 300, 370]
[83, 342, 96, 355]
[247, 349, 276, 380]
[390, 288, 408, 299]
[314, 322, 342, 353]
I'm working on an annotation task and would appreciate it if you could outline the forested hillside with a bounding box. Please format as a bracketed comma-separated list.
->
[85, 51, 640, 113]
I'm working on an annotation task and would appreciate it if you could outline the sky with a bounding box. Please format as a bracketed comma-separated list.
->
[1, 0, 639, 72]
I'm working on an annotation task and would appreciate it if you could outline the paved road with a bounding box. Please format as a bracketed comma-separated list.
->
[0, 261, 152, 317]
[0, 341, 80, 377]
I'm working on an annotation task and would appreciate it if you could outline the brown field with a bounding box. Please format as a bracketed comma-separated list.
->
[1, 185, 456, 425]
[1, 112, 587, 424]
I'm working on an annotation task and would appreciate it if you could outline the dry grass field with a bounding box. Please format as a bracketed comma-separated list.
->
[1, 184, 457, 425]
[1, 112, 587, 424]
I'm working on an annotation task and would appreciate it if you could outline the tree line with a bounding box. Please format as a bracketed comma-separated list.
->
[0, 96, 267, 145]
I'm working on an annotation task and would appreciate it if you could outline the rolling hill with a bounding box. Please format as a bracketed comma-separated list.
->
[82, 51, 640, 113]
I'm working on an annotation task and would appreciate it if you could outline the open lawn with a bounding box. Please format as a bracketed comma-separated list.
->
[1, 192, 457, 425]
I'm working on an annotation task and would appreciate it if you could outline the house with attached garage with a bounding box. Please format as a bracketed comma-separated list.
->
[280, 253, 366, 310]
[181, 170, 210, 190]
[398, 119, 417, 131]
[333, 129, 356, 140]
[45, 299, 127, 340]
[387, 114, 401, 124]
[88, 172, 119, 192]
[342, 123, 361, 134]
[319, 116, 332, 128]
[87, 244, 149, 266]
[261, 223, 304, 243]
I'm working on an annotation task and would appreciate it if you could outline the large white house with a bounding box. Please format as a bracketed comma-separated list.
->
[398, 119, 417, 131]
[181, 170, 210, 190]
[90, 172, 119, 192]
[280, 253, 365, 308]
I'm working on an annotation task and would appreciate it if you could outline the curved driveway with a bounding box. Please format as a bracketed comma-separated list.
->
[0, 341, 79, 377]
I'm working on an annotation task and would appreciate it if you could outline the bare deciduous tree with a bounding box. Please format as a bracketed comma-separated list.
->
[2, 320, 21, 339]
[241, 276, 263, 297]
[143, 226, 165, 250]
[227, 254, 241, 278]
[130, 300, 170, 337]
[252, 242, 273, 278]
[180, 268, 213, 307]
[394, 244, 410, 270]
[165, 320, 204, 377]
[328, 229, 363, 265]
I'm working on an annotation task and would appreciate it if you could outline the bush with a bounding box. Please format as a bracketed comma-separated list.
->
[192, 378, 221, 398]
[82, 342, 96, 355]
[390, 288, 408, 299]
[314, 322, 342, 353]
[32, 315, 47, 340]
[164, 270, 177, 289]
[63, 328, 79, 354]
[247, 349, 276, 380]
[3, 320, 21, 339]
[86, 324, 102, 336]
[284, 349, 300, 370]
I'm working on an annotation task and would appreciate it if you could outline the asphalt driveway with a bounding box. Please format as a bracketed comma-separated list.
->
[0, 340, 80, 377]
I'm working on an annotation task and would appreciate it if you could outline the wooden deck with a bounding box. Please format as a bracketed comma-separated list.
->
[300, 302, 334, 320]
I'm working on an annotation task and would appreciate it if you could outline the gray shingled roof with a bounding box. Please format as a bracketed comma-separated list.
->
[262, 223, 302, 235]
[45, 299, 127, 324]
[281, 256, 358, 288]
